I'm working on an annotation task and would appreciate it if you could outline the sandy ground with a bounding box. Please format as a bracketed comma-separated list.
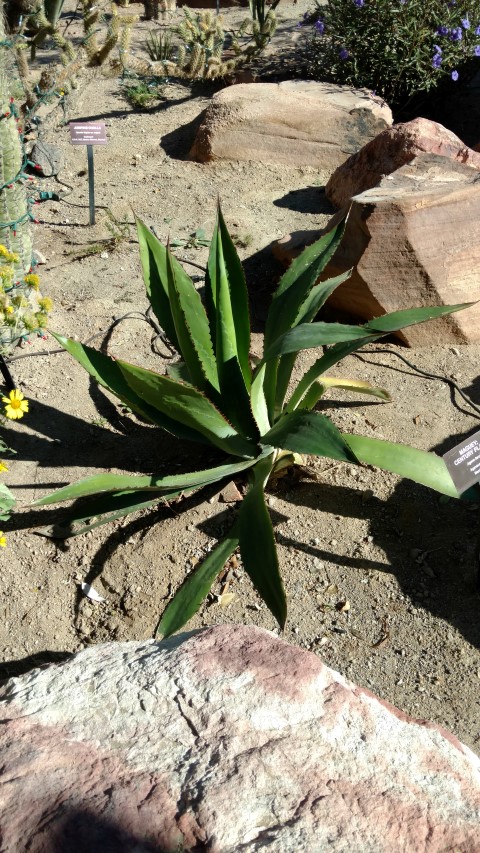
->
[1, 0, 480, 757]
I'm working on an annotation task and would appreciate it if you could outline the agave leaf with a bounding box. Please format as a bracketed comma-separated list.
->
[205, 204, 251, 387]
[210, 357, 260, 439]
[264, 214, 347, 350]
[365, 303, 475, 333]
[166, 361, 192, 384]
[157, 523, 240, 638]
[118, 359, 256, 458]
[295, 270, 352, 326]
[264, 322, 373, 362]
[136, 217, 180, 351]
[166, 244, 219, 391]
[301, 378, 391, 410]
[33, 457, 260, 506]
[262, 411, 358, 463]
[262, 215, 347, 420]
[51, 333, 211, 445]
[36, 489, 168, 539]
[343, 433, 459, 498]
[250, 363, 271, 434]
[239, 455, 287, 629]
[270, 270, 354, 418]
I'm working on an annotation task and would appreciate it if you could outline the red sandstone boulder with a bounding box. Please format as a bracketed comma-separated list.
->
[274, 153, 480, 346]
[0, 624, 479, 851]
[190, 81, 393, 170]
[326, 117, 480, 209]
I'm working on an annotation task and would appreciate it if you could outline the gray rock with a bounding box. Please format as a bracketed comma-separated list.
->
[190, 81, 393, 170]
[0, 624, 479, 851]
[30, 140, 64, 177]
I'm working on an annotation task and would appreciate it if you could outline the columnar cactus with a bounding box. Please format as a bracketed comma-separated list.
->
[0, 9, 32, 281]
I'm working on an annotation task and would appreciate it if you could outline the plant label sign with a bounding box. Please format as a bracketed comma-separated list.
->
[69, 123, 107, 225]
[443, 429, 480, 494]
[69, 122, 107, 145]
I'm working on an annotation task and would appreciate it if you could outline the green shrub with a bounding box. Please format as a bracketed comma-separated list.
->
[33, 205, 469, 637]
[303, 0, 480, 108]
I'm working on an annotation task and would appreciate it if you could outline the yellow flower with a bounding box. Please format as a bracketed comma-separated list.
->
[2, 389, 29, 420]
[0, 245, 19, 264]
[24, 273, 40, 290]
[5, 306, 13, 314]
[0, 532, 6, 547]
[38, 296, 53, 313]
[0, 461, 8, 473]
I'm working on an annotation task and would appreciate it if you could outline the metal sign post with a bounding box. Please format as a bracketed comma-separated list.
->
[69, 122, 108, 226]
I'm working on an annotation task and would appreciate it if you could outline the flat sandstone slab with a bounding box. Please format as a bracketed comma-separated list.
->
[1, 625, 479, 851]
[190, 81, 393, 170]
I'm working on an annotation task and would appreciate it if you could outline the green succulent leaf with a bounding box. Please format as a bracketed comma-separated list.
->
[0, 483, 15, 521]
[262, 411, 358, 463]
[136, 217, 180, 351]
[157, 522, 240, 638]
[365, 303, 475, 333]
[301, 378, 391, 409]
[239, 455, 287, 629]
[33, 457, 259, 506]
[264, 322, 374, 362]
[262, 215, 347, 419]
[50, 333, 210, 445]
[264, 214, 347, 350]
[250, 363, 271, 434]
[118, 359, 256, 457]
[165, 244, 218, 391]
[35, 489, 167, 539]
[295, 270, 352, 326]
[343, 434, 459, 498]
[206, 203, 251, 387]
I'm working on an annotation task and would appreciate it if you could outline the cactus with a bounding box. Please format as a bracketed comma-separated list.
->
[0, 7, 32, 281]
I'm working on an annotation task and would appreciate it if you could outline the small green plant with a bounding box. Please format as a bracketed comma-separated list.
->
[170, 227, 210, 250]
[145, 28, 173, 62]
[35, 205, 469, 637]
[303, 0, 480, 108]
[122, 78, 165, 108]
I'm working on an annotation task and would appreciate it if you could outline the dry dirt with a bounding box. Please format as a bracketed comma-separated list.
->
[2, 0, 480, 757]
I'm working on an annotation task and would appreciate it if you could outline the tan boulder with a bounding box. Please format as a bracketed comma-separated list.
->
[190, 81, 393, 170]
[273, 153, 480, 346]
[326, 117, 480, 209]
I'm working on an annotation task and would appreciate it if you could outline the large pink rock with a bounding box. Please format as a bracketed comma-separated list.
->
[1, 625, 479, 851]
[326, 117, 480, 209]
[190, 81, 393, 170]
[274, 153, 480, 345]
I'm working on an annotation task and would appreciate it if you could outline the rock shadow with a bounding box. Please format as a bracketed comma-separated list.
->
[273, 186, 336, 216]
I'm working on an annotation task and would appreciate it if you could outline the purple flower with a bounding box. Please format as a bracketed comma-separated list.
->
[452, 69, 459, 81]
[474, 44, 480, 56]
[436, 25, 449, 36]
[450, 26, 463, 41]
[314, 19, 325, 33]
[432, 53, 442, 68]
[476, 25, 480, 35]
[433, 45, 442, 54]
[462, 17, 470, 29]
[339, 47, 349, 60]
[354, 0, 364, 6]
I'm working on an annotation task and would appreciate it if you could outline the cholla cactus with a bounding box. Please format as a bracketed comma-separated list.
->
[0, 245, 52, 355]
[0, 6, 32, 280]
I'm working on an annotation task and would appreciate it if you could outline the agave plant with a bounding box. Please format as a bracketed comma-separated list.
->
[35, 205, 469, 637]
